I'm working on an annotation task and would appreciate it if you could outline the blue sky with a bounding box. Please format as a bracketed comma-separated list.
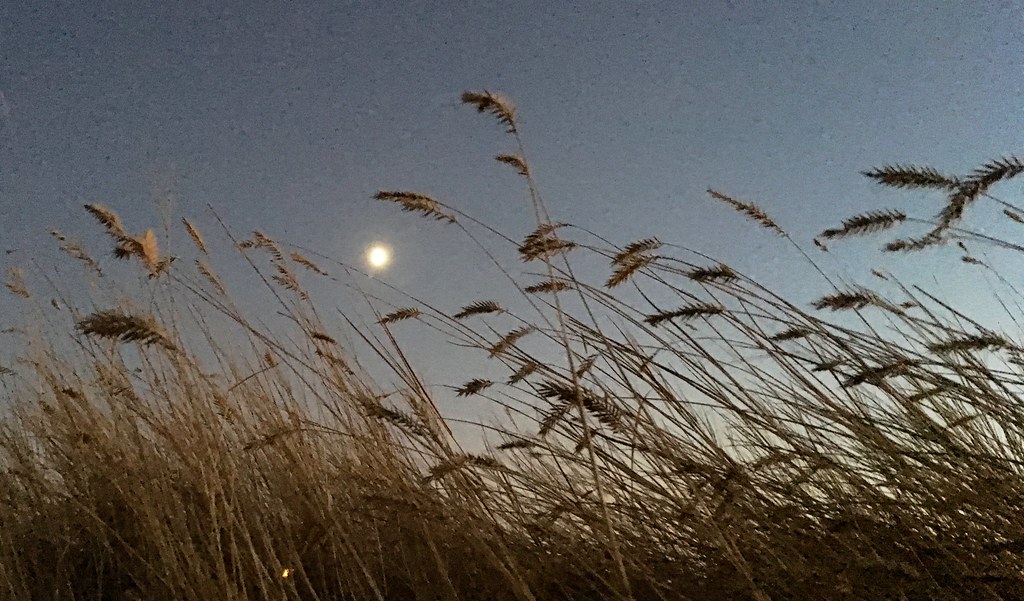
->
[3, 2, 1024, 412]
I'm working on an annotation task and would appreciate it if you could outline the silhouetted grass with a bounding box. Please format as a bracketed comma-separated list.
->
[2, 92, 1024, 600]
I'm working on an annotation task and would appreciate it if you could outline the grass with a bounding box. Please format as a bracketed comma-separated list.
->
[2, 91, 1024, 600]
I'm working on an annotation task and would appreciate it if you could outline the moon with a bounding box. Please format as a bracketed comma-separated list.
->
[366, 244, 391, 269]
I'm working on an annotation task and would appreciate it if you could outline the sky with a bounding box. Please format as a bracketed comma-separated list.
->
[3, 2, 1024, 423]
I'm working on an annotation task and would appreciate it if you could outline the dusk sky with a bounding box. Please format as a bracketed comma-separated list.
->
[3, 2, 1024, 399]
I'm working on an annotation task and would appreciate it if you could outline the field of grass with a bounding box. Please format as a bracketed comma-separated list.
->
[3, 91, 1024, 600]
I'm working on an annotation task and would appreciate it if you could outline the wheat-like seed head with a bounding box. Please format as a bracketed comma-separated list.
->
[507, 361, 539, 384]
[488, 326, 534, 357]
[707, 189, 785, 236]
[181, 218, 207, 254]
[820, 210, 907, 239]
[378, 308, 422, 324]
[536, 381, 625, 433]
[137, 229, 160, 273]
[936, 183, 979, 229]
[453, 300, 504, 319]
[461, 90, 518, 134]
[363, 403, 429, 438]
[84, 204, 128, 238]
[518, 223, 576, 262]
[495, 154, 529, 177]
[606, 255, 654, 288]
[580, 396, 625, 433]
[686, 264, 738, 283]
[811, 289, 884, 311]
[315, 349, 355, 375]
[252, 230, 275, 247]
[195, 260, 226, 296]
[769, 327, 812, 341]
[4, 267, 29, 298]
[605, 238, 661, 288]
[271, 263, 308, 300]
[290, 252, 327, 275]
[842, 358, 915, 388]
[611, 238, 662, 266]
[883, 231, 944, 252]
[113, 237, 137, 261]
[927, 334, 1014, 354]
[538, 401, 572, 438]
[455, 378, 493, 397]
[861, 165, 961, 190]
[52, 230, 102, 275]
[103, 224, 161, 275]
[374, 191, 456, 223]
[525, 279, 571, 294]
[644, 303, 725, 327]
[920, 158, 1024, 236]
[76, 309, 175, 349]
[309, 330, 337, 345]
[573, 354, 597, 378]
[969, 156, 1024, 188]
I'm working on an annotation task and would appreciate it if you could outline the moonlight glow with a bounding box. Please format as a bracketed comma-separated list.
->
[366, 244, 391, 269]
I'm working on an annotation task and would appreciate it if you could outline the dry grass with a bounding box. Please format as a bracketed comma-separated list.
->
[3, 92, 1024, 600]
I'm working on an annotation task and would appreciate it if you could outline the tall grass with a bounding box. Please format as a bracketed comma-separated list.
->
[2, 91, 1024, 600]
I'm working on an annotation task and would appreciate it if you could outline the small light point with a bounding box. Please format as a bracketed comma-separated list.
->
[366, 244, 391, 269]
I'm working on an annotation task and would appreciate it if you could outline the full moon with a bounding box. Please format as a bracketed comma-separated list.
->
[366, 244, 391, 269]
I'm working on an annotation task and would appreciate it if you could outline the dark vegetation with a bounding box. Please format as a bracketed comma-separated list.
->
[3, 91, 1024, 599]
